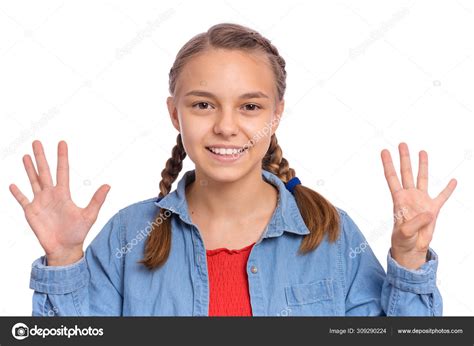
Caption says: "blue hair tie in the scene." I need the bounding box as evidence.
[285,177,301,194]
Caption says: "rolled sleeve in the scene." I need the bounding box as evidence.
[30,256,90,295]
[386,248,438,295]
[382,247,442,316]
[29,210,125,316]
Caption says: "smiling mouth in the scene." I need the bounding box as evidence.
[205,146,250,156]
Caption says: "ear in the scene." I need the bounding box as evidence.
[271,99,284,136]
[167,96,180,132]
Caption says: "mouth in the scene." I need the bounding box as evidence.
[205,146,249,156]
[205,145,251,162]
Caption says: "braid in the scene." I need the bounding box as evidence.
[140,133,186,270]
[158,133,187,197]
[262,134,294,182]
[262,133,340,254]
[264,42,286,77]
[250,32,286,73]
[254,36,287,100]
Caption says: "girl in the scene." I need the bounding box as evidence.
[10,23,457,316]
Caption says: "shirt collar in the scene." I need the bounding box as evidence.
[154,169,310,238]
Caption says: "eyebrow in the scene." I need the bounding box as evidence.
[183,90,269,99]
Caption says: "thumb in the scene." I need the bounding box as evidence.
[83,184,111,222]
[397,211,434,237]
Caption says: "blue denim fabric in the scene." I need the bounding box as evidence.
[30,169,442,316]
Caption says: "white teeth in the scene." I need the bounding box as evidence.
[208,147,247,155]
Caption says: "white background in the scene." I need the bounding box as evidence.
[0,0,472,316]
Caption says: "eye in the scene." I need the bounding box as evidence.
[191,102,260,112]
[243,104,261,111]
[192,102,213,110]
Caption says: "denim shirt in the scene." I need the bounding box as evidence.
[30,169,442,316]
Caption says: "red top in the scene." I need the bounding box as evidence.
[206,242,255,316]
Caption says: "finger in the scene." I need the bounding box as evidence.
[381,149,402,197]
[416,150,429,192]
[23,154,42,195]
[32,140,54,188]
[434,178,457,208]
[397,211,434,238]
[56,140,70,189]
[399,142,415,189]
[9,184,30,209]
[83,184,111,222]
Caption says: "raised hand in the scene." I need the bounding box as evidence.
[9,140,111,266]
[381,143,457,270]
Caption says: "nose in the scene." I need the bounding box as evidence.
[213,107,239,137]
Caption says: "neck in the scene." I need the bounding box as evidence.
[186,167,278,219]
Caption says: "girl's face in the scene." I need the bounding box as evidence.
[167,48,284,183]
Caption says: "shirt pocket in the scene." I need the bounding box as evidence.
[284,279,336,316]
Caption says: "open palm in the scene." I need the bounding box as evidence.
[381,143,457,269]
[9,140,110,265]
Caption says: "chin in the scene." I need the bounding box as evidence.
[200,165,247,183]
[194,160,259,185]
[189,145,264,183]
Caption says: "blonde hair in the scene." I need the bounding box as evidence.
[141,23,340,269]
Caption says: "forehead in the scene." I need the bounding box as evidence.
[175,48,277,99]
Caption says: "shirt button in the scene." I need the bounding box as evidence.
[250,265,258,274]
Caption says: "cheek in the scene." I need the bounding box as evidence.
[178,111,209,140]
[180,130,203,157]
[241,124,273,158]
[242,118,273,143]
[253,135,272,159]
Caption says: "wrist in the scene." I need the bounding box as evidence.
[46,248,84,266]
[390,247,428,270]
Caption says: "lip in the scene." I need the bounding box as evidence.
[206,144,247,149]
